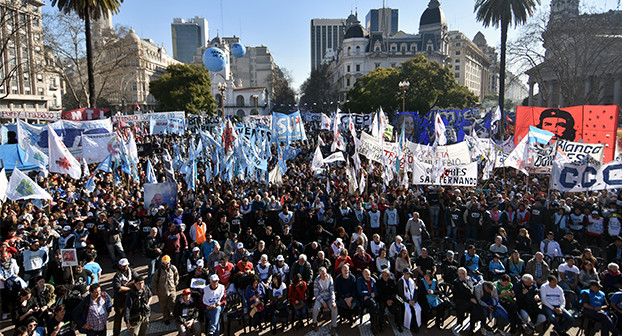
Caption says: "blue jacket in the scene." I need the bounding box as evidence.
[356,276,377,299]
[72,290,113,333]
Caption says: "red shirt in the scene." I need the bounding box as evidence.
[215,262,234,285]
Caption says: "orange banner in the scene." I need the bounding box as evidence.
[515,105,619,162]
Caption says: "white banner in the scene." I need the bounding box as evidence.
[412,161,478,186]
[82,133,123,163]
[358,132,472,170]
[551,160,622,192]
[0,111,60,121]
[113,111,185,123]
[531,140,606,173]
[322,151,345,164]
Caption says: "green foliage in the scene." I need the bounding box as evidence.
[299,64,338,112]
[149,64,216,115]
[270,67,296,111]
[50,0,124,21]
[343,55,478,117]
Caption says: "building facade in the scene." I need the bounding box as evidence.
[171,17,208,64]
[365,8,399,36]
[0,0,63,113]
[327,0,452,102]
[526,0,622,107]
[310,18,346,71]
[447,31,491,100]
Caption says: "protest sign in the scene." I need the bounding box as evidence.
[412,161,478,186]
[271,111,307,142]
[144,183,178,209]
[550,160,622,192]
[61,249,78,267]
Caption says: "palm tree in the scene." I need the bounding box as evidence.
[50,0,124,108]
[474,0,539,140]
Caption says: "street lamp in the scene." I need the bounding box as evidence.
[217,82,227,120]
[399,81,410,112]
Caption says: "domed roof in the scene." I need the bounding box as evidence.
[210,35,223,47]
[419,0,447,27]
[344,23,368,39]
[127,28,140,43]
[473,32,487,45]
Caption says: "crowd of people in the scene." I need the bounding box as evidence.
[2,121,622,336]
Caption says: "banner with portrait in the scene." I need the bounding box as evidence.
[143,183,178,210]
[515,105,619,162]
[396,109,491,145]
[81,133,124,163]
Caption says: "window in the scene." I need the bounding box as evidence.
[37,87,44,95]
[455,59,460,63]
[455,65,460,70]
[355,64,360,72]
[455,72,460,78]
[455,42,461,47]
[455,51,461,55]
[346,78,350,86]
[355,46,360,55]
[346,65,350,72]
[236,95,245,106]
[347,47,351,56]
[36,74,43,82]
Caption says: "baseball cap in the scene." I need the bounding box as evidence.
[592,210,599,215]
[192,247,200,252]
[336,238,343,243]
[182,288,192,295]
[118,258,129,266]
[17,225,25,230]
[276,255,285,262]
[161,255,171,263]
[236,242,244,249]
[209,274,219,282]
[63,226,71,231]
[196,259,204,267]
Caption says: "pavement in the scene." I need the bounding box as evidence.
[0,253,584,336]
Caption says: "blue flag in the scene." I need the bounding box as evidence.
[84,174,96,192]
[205,162,212,184]
[283,145,301,162]
[95,154,113,173]
[146,159,157,184]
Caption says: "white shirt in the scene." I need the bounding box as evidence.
[540,282,566,309]
[558,263,580,284]
[202,284,225,306]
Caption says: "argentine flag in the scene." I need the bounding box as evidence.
[528,126,555,145]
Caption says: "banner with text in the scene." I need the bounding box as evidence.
[530,139,606,173]
[0,111,60,121]
[61,108,110,121]
[411,161,478,186]
[271,111,307,142]
[550,160,622,192]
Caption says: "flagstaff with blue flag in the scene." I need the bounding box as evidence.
[146,159,157,184]
[527,126,555,145]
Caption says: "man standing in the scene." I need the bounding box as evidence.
[151,255,179,325]
[144,227,163,284]
[383,203,399,242]
[73,283,113,336]
[202,274,226,336]
[112,258,138,336]
[405,212,425,257]
[312,267,338,336]
[124,276,152,336]
[22,241,48,285]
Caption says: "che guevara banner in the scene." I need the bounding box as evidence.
[515,105,619,162]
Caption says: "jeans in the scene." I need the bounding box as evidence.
[385,226,397,243]
[336,297,359,320]
[466,225,478,241]
[146,258,159,284]
[313,300,338,328]
[583,309,621,336]
[107,241,126,265]
[127,316,149,336]
[429,206,441,231]
[533,223,544,245]
[23,269,42,286]
[205,306,223,335]
[293,304,307,323]
[543,306,574,333]
[412,235,422,258]
[446,225,457,241]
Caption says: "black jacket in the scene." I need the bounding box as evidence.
[144,235,164,259]
[452,277,475,307]
[124,286,152,324]
[173,294,200,324]
[112,268,140,307]
[377,276,401,304]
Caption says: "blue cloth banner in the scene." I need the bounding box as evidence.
[396,109,492,144]
[271,111,307,143]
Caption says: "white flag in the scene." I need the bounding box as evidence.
[311,146,324,172]
[268,165,283,187]
[82,158,90,178]
[0,168,7,202]
[6,168,52,200]
[25,144,48,169]
[331,113,346,152]
[320,113,331,130]
[434,113,447,146]
[126,132,139,164]
[322,151,346,164]
[504,136,530,175]
[492,106,501,124]
[47,125,81,179]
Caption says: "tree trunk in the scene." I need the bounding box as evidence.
[499,19,508,141]
[84,8,96,108]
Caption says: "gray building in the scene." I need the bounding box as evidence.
[365,8,399,36]
[171,17,208,64]
[310,18,346,71]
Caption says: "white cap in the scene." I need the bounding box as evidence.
[335,238,342,243]
[192,247,200,252]
[63,226,71,231]
[237,242,244,249]
[17,225,25,230]
[158,205,165,210]
[276,255,285,262]
[87,212,94,217]
[209,274,219,282]
[196,259,204,267]
[118,258,129,266]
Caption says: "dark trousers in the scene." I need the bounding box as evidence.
[584,309,621,336]
[500,301,520,332]
[379,299,404,326]
[456,302,485,331]
[86,330,107,336]
[361,297,380,329]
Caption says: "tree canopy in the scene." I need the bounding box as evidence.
[299,64,338,113]
[343,55,478,118]
[150,64,215,115]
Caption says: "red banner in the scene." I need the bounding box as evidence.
[61,108,110,121]
[515,105,619,162]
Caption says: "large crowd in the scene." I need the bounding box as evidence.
[2,121,622,336]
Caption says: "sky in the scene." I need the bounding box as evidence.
[42,0,619,91]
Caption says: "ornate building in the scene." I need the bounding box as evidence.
[0,0,63,114]
[526,0,622,107]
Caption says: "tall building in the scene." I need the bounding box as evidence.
[365,8,399,36]
[310,18,346,71]
[0,0,63,114]
[171,17,208,64]
[447,31,491,100]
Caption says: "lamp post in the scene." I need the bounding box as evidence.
[217,82,227,120]
[251,94,258,115]
[399,81,410,112]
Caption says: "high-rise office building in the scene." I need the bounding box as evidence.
[171,17,208,63]
[365,8,398,36]
[310,18,346,71]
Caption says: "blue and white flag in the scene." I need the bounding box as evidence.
[283,146,301,162]
[84,174,96,192]
[527,126,555,145]
[185,159,197,191]
[25,143,48,169]
[271,111,307,143]
[205,162,212,184]
[6,168,52,201]
[146,159,157,184]
[95,154,113,173]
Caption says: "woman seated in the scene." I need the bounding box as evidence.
[333,248,354,274]
[244,275,267,327]
[395,248,412,279]
[507,250,525,283]
[288,274,307,330]
[488,254,506,280]
[267,275,288,334]
[579,260,599,289]
[422,270,450,329]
